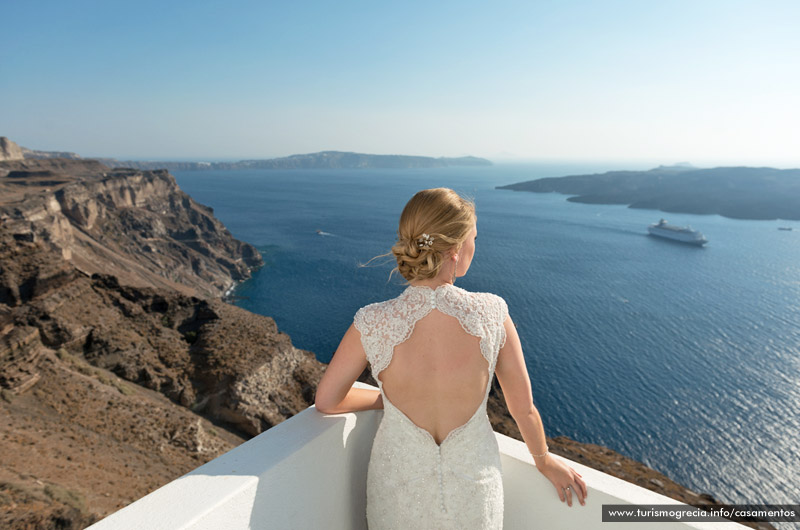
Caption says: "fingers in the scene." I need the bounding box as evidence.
[567,472,587,506]
[559,480,586,507]
[551,465,588,508]
[575,475,588,503]
[572,481,585,506]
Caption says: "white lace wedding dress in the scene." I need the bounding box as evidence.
[354,283,508,529]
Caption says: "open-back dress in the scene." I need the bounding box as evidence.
[353,283,509,529]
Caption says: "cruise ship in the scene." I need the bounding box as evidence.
[648,218,708,246]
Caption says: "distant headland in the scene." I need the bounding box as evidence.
[1,137,492,170]
[101,152,491,170]
[497,164,800,221]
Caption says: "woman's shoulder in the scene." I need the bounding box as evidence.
[455,284,503,301]
[355,291,404,314]
[463,287,509,320]
[353,295,401,333]
[353,298,384,319]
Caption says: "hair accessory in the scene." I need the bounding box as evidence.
[417,233,434,249]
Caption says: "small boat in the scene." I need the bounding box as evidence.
[647,219,708,246]
[778,227,793,231]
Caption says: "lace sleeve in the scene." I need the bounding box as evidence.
[498,296,509,323]
[353,303,388,377]
[354,305,368,335]
[495,294,509,350]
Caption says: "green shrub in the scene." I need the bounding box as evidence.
[44,483,88,513]
[116,381,136,396]
[0,480,47,502]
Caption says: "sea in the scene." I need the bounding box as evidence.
[173,163,799,513]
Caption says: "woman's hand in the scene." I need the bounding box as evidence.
[536,454,587,507]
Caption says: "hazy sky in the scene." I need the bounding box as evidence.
[3,0,799,165]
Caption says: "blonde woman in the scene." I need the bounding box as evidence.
[315,188,586,529]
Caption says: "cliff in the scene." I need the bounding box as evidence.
[0,136,82,161]
[0,137,24,161]
[498,165,800,221]
[0,157,325,528]
[0,158,262,300]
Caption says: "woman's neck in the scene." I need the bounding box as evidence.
[409,278,454,288]
[409,253,460,288]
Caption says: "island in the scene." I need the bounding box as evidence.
[1,136,493,171]
[497,164,800,221]
[96,151,493,171]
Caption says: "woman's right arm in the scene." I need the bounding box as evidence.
[495,314,587,507]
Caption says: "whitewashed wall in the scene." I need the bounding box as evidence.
[89,382,744,530]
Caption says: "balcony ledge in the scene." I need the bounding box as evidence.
[88,382,745,529]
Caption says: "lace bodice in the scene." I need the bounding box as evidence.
[354,283,509,529]
[354,283,508,380]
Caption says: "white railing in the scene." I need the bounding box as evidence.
[89,382,744,529]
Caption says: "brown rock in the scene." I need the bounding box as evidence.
[0,137,24,162]
[0,158,262,300]
[0,157,322,525]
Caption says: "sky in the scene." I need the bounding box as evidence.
[2,0,799,166]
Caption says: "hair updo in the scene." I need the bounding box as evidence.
[388,188,476,283]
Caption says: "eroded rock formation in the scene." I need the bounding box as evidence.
[0,157,323,528]
[0,137,24,162]
[0,158,262,300]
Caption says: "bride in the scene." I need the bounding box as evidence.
[315,188,586,528]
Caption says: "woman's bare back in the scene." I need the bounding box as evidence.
[378,309,490,445]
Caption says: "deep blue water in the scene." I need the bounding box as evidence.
[174,164,800,509]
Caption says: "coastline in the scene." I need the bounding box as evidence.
[0,157,322,527]
[497,166,800,222]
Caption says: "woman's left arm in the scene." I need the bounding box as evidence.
[314,323,383,414]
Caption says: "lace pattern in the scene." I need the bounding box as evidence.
[354,284,508,379]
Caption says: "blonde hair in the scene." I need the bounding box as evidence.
[362,188,476,284]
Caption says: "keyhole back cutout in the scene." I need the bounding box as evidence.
[377,309,490,445]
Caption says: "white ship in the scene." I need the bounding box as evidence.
[647,218,708,246]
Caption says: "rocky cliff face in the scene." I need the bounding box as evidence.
[0,158,262,300]
[19,147,82,160]
[0,137,24,161]
[0,157,324,528]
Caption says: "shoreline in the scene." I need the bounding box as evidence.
[497,165,800,222]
